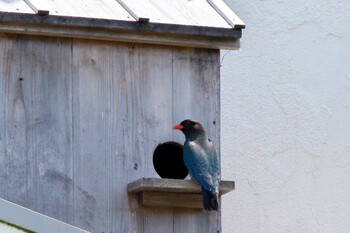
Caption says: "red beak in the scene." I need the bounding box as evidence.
[172,124,184,130]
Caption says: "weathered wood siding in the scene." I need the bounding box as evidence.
[0,34,220,233]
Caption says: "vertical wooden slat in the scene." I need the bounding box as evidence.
[0,35,29,206]
[0,35,75,223]
[0,35,8,200]
[0,35,4,198]
[70,40,154,232]
[131,44,174,233]
[71,39,128,232]
[20,36,74,223]
[0,35,221,233]
[71,41,175,232]
[172,47,221,233]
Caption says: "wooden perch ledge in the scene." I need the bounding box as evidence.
[127,178,235,209]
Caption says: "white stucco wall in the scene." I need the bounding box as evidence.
[221,1,350,232]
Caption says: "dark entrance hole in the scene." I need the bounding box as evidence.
[153,142,188,179]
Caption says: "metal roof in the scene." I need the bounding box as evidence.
[0,0,245,49]
[0,198,90,233]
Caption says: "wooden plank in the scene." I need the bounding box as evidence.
[0,22,241,50]
[71,39,133,233]
[140,192,203,209]
[172,48,221,233]
[127,43,175,233]
[16,35,74,224]
[0,12,242,39]
[0,11,242,49]
[70,41,176,233]
[116,0,150,22]
[0,198,90,233]
[0,33,76,225]
[0,35,5,199]
[0,34,29,208]
[23,0,49,15]
[0,35,225,233]
[0,34,24,205]
[127,178,235,195]
[207,0,246,29]
[172,48,221,144]
[173,209,218,233]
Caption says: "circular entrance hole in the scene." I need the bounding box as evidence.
[153,142,188,179]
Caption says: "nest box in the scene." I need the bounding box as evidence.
[0,0,244,232]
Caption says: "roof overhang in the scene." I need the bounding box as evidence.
[0,12,241,49]
[0,0,245,50]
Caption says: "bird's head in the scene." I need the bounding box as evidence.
[173,119,205,140]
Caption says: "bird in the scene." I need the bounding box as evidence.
[173,119,220,211]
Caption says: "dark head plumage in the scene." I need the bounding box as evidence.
[173,119,205,140]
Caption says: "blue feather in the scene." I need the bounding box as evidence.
[173,120,220,211]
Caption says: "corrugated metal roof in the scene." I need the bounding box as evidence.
[26,0,133,20]
[0,0,33,13]
[0,0,245,49]
[120,0,232,28]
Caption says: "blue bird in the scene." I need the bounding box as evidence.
[173,119,220,211]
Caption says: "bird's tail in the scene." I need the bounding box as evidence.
[201,187,219,211]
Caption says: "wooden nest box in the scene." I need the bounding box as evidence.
[0,0,244,232]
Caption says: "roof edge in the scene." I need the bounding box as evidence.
[0,198,90,233]
[0,12,241,50]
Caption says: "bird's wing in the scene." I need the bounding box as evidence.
[207,140,220,173]
[206,139,220,193]
[184,140,219,192]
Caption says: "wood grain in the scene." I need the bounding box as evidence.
[128,178,235,195]
[140,192,203,209]
[172,47,221,233]
[0,34,224,233]
[0,22,240,50]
